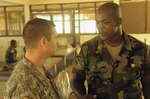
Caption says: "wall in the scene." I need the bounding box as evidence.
[0,14,5,30]
[148,1,150,32]
[121,1,150,33]
[130,33,150,44]
[121,1,146,33]
[0,12,6,35]
[80,35,97,44]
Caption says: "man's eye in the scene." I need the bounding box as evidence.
[103,21,109,24]
[96,21,99,24]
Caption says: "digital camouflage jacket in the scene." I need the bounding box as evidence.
[3,57,60,99]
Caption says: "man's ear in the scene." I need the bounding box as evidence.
[40,36,47,47]
[116,18,122,26]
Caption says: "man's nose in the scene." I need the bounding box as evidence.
[97,23,104,30]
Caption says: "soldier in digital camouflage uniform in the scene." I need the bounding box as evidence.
[5,39,18,65]
[3,18,60,99]
[71,2,150,99]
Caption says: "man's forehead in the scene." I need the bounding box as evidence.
[96,9,117,19]
[98,8,115,15]
[96,12,114,19]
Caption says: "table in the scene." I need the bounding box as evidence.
[51,48,76,66]
[0,71,12,81]
[44,57,63,73]
[0,57,63,81]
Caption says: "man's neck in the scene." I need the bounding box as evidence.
[25,51,45,69]
[105,31,123,47]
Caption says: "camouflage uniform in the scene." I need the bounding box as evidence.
[3,57,60,99]
[73,32,150,99]
[5,47,17,64]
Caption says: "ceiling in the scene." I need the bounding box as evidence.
[0,0,113,6]
[0,1,16,6]
[0,0,147,6]
[0,0,29,4]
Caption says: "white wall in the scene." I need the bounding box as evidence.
[80,35,97,44]
[0,37,24,62]
[129,34,150,44]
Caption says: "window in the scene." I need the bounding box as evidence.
[53,13,63,33]
[63,11,72,34]
[31,2,101,34]
[30,2,112,46]
[0,7,6,36]
[0,6,24,36]
[31,5,45,11]
[79,7,97,33]
[33,13,51,20]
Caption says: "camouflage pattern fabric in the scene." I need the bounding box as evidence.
[73,32,150,99]
[3,57,60,99]
[5,47,17,64]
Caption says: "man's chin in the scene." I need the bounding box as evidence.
[49,53,54,57]
[99,36,106,40]
[50,50,56,56]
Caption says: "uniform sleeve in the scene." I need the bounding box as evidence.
[3,82,40,99]
[141,46,150,99]
[71,45,89,96]
[144,46,150,74]
[73,45,89,71]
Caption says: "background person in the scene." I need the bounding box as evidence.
[5,39,18,65]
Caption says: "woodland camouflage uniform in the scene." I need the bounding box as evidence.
[73,32,150,99]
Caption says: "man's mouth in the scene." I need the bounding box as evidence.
[99,32,105,36]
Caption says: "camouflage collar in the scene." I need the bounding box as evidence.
[96,32,132,54]
[22,56,47,80]
[22,56,32,67]
[122,31,132,51]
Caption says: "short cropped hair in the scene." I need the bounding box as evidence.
[23,18,55,50]
[98,2,122,18]
[10,40,17,46]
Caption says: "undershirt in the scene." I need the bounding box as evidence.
[104,42,123,61]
